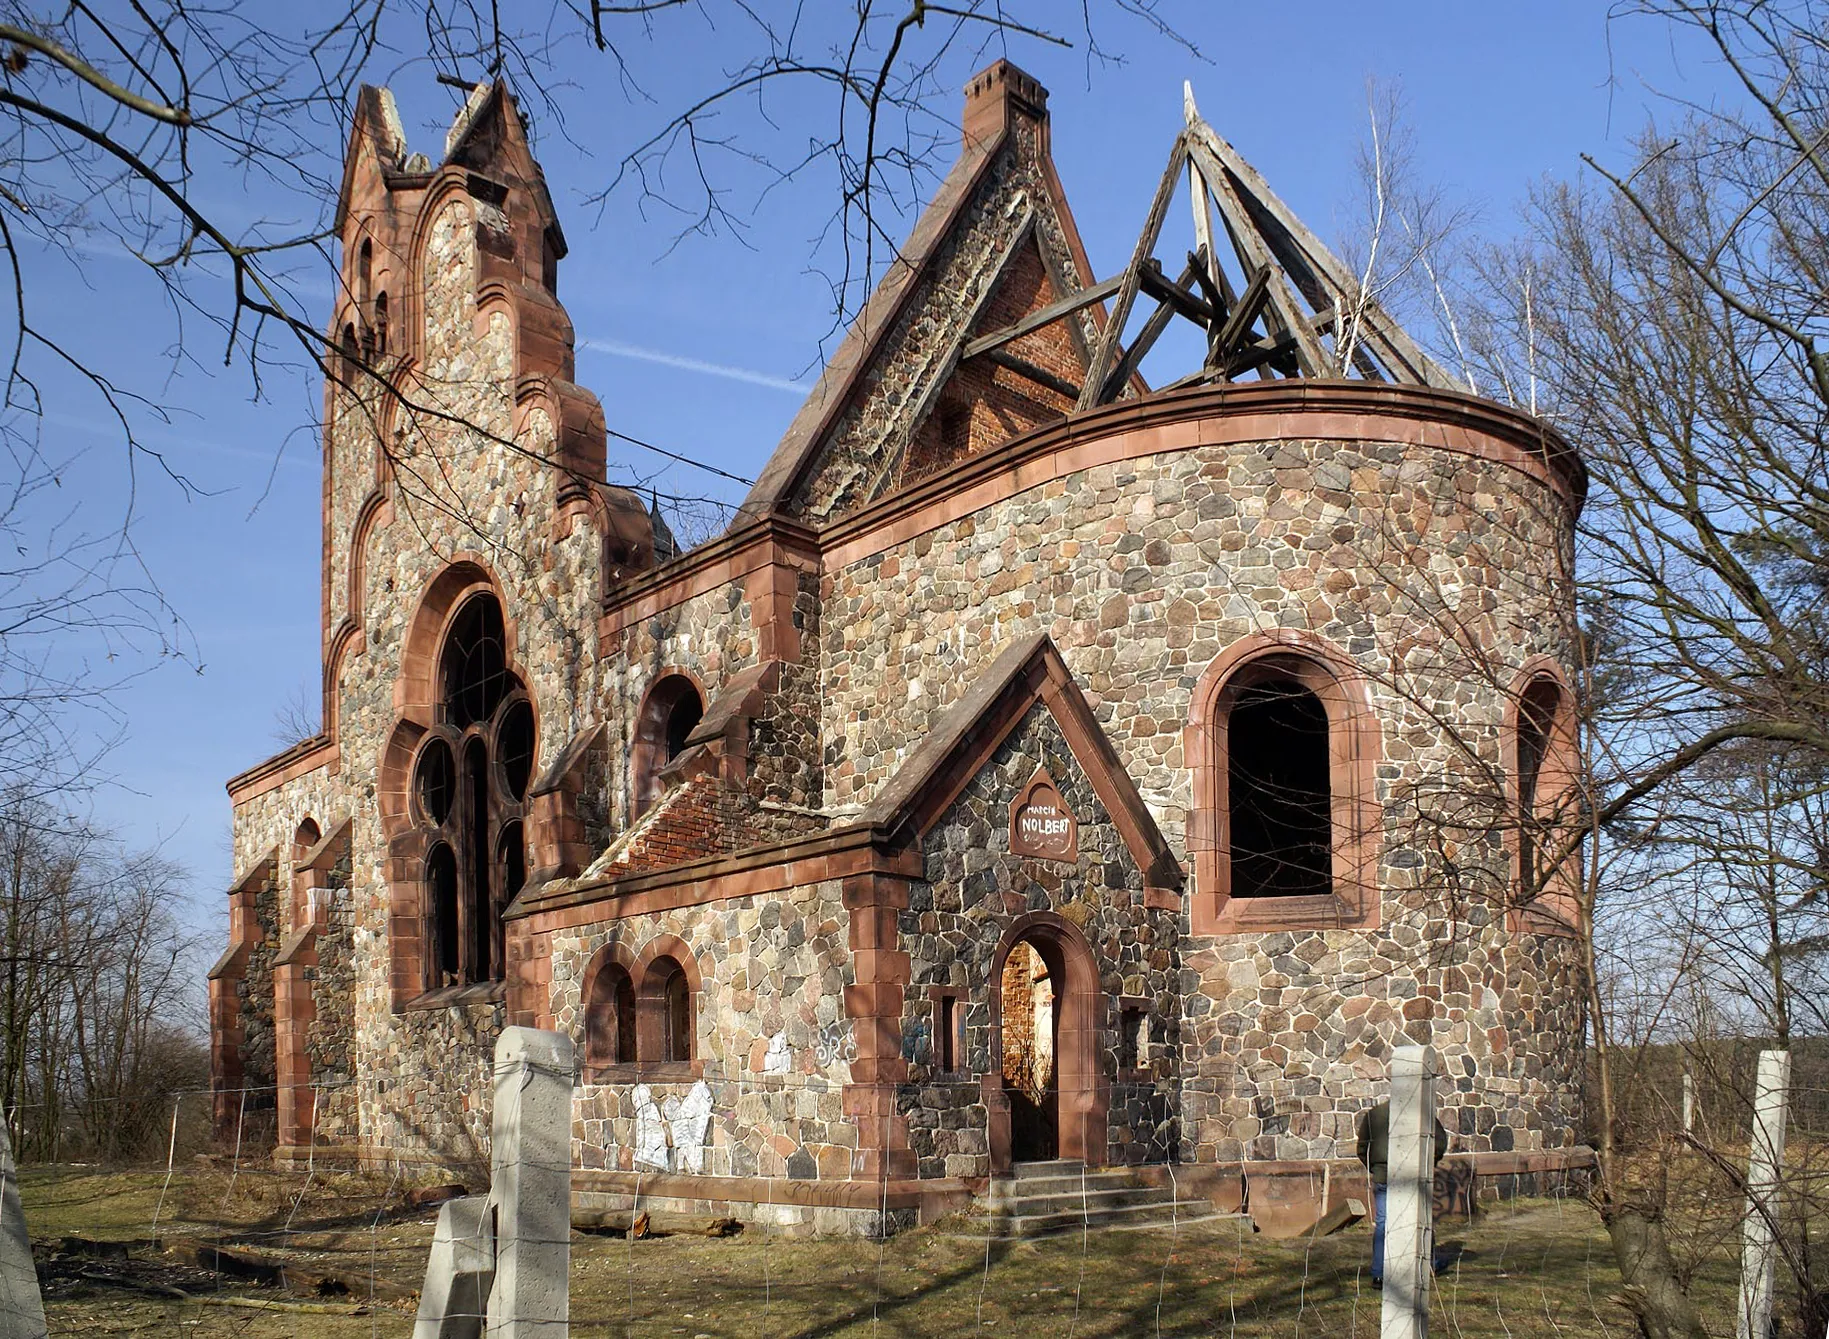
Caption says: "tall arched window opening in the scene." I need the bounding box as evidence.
[1515,680,1557,889]
[637,954,694,1065]
[371,289,389,357]
[585,957,636,1071]
[1512,672,1577,929]
[407,591,535,989]
[631,674,706,815]
[1227,677,1332,898]
[1190,638,1381,933]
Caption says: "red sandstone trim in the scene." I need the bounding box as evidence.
[572,1168,972,1214]
[597,514,817,648]
[843,871,916,1179]
[821,381,1582,572]
[1184,629,1383,936]
[984,911,1106,1172]
[226,737,338,804]
[1503,657,1582,937]
[590,382,1582,642]
[505,825,924,931]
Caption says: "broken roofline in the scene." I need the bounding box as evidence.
[743,65,1471,521]
[964,83,1460,410]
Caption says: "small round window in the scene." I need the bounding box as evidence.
[497,699,535,801]
[415,737,456,826]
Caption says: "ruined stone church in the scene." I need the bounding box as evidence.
[212,62,1589,1229]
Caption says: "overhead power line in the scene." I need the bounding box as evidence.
[606,428,755,487]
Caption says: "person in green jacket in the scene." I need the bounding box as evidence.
[1356,1099,1449,1287]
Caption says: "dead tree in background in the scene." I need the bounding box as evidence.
[1443,3,1829,1333]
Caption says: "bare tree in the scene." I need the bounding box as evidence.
[0,787,204,1161]
[1443,2,1829,1333]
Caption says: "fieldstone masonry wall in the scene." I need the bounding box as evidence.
[551,885,858,1179]
[819,432,1580,1162]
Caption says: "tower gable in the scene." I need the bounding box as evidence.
[743,62,1117,526]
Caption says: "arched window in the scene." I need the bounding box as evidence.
[372,289,389,357]
[631,674,705,815]
[638,953,694,1065]
[407,591,535,989]
[291,818,322,929]
[1189,638,1381,934]
[1512,671,1578,930]
[1227,677,1332,898]
[584,954,636,1072]
[357,238,373,310]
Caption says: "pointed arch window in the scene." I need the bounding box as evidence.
[1511,670,1579,933]
[407,592,536,988]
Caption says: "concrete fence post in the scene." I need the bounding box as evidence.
[1738,1048,1790,1339]
[486,1027,574,1338]
[1381,1044,1436,1339]
[0,1119,46,1339]
[416,1027,574,1339]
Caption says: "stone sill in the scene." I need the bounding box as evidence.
[582,1060,705,1085]
[1204,892,1373,934]
[399,981,507,1012]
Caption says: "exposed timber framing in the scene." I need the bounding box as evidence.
[955,81,1455,410]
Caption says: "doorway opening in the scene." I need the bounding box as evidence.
[1000,940,1057,1162]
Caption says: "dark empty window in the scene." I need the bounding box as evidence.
[586,961,636,1069]
[412,591,534,989]
[1118,1005,1148,1073]
[665,694,703,759]
[415,738,455,825]
[428,843,459,981]
[442,595,510,729]
[1227,677,1332,898]
[632,675,706,814]
[1516,678,1561,892]
[372,289,389,357]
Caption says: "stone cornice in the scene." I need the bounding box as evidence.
[226,738,338,804]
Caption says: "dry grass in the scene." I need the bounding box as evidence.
[14,1161,1769,1337]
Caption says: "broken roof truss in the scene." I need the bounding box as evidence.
[960,84,1456,408]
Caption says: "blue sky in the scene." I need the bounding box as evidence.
[10,2,1727,938]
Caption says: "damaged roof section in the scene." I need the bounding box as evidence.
[744,67,1458,531]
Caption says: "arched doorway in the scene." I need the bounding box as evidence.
[1000,941,1057,1161]
[987,913,1105,1171]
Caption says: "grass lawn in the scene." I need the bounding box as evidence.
[18,1163,1755,1337]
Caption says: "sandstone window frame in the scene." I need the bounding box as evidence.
[381,563,538,1011]
[630,671,705,816]
[928,986,969,1076]
[1186,630,1382,935]
[1505,660,1581,936]
[581,943,637,1080]
[628,935,703,1079]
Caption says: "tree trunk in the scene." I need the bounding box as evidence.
[1606,1203,1710,1339]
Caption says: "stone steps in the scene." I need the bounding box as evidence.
[969,1161,1236,1239]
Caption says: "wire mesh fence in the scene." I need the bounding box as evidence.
[8,1066,1825,1337]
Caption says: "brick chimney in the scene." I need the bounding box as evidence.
[963,59,1050,151]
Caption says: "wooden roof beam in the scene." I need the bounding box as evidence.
[959,275,1124,361]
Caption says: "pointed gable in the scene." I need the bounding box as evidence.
[742,62,1115,526]
[860,633,1182,891]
